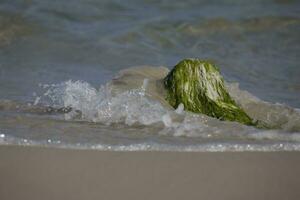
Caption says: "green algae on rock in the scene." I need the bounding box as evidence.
[163,58,254,126]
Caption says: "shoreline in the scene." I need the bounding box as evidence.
[0,145,300,200]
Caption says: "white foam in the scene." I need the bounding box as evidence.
[1,134,300,152]
[42,80,168,126]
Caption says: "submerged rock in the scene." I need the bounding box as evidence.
[164,58,254,126]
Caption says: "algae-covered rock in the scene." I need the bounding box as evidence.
[164,58,254,126]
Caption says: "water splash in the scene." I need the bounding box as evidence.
[41,79,168,125]
[0,66,293,153]
[33,67,300,143]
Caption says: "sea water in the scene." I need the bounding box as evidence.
[0,0,300,151]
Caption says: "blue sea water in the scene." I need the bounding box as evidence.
[0,0,300,151]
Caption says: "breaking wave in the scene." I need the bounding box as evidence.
[33,67,300,142]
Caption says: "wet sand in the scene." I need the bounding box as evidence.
[0,145,300,200]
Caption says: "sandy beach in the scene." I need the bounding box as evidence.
[0,145,299,200]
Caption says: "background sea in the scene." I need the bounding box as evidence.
[0,0,300,151]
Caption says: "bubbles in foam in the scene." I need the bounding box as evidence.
[1,134,300,151]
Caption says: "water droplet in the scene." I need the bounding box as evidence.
[175,103,184,114]
[162,113,172,127]
[34,96,41,106]
[279,143,283,148]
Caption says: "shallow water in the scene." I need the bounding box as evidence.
[0,0,300,151]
